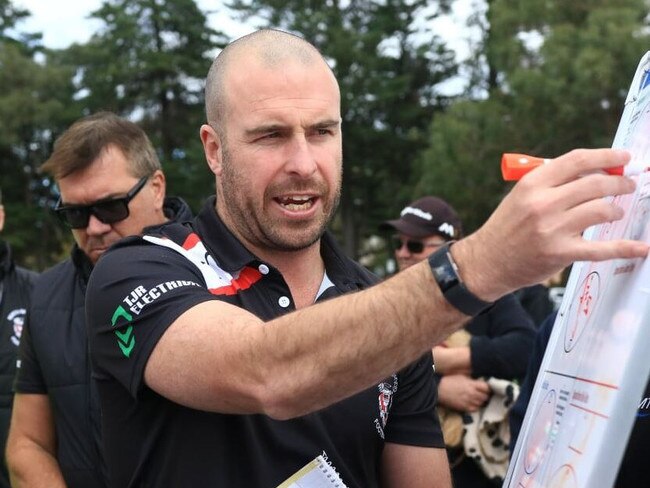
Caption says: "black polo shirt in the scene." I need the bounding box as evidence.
[86,197,443,488]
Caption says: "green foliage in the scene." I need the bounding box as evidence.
[0,3,82,269]
[0,0,41,52]
[416,0,650,235]
[0,39,83,269]
[414,97,511,233]
[64,0,227,212]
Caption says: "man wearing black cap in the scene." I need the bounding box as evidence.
[381,196,535,487]
[381,196,463,272]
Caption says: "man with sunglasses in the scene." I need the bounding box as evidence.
[84,30,646,487]
[381,196,534,487]
[0,191,38,488]
[381,196,463,272]
[6,112,192,488]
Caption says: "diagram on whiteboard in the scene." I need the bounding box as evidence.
[564,271,600,353]
[523,389,557,475]
[505,51,650,488]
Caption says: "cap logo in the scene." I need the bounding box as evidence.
[438,222,455,237]
[401,206,432,221]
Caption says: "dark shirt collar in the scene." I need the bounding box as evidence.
[319,231,365,293]
[193,197,371,292]
[194,197,257,273]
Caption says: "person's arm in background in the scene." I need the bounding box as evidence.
[467,293,535,381]
[434,294,535,412]
[6,394,65,488]
[509,312,557,454]
[433,293,535,380]
[432,343,472,376]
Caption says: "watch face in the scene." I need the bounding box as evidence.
[432,262,458,292]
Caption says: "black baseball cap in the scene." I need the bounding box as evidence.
[380,196,462,240]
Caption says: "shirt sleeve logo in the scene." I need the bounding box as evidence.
[7,308,26,347]
[374,374,399,439]
[111,305,135,358]
[110,280,200,359]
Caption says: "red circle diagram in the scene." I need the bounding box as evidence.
[564,271,600,353]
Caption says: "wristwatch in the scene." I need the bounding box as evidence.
[427,242,492,316]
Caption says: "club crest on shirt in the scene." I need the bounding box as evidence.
[374,374,398,439]
[6,308,26,346]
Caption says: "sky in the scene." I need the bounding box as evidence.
[15,0,476,95]
[15,0,475,54]
[16,0,253,48]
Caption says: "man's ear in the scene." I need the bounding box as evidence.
[200,124,224,176]
[149,170,166,210]
[0,205,5,233]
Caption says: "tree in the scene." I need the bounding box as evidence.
[0,2,82,269]
[0,0,41,53]
[227,0,458,258]
[415,0,650,234]
[65,0,227,211]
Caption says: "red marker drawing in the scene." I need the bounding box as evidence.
[501,153,633,181]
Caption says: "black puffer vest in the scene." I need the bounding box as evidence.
[24,197,192,487]
[0,241,37,488]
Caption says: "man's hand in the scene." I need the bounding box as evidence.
[438,375,491,412]
[452,149,649,303]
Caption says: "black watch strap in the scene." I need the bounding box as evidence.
[428,242,492,316]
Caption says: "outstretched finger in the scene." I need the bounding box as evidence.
[555,197,626,237]
[524,148,631,188]
[570,239,648,263]
[550,173,636,212]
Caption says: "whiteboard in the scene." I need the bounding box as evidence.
[504,51,650,488]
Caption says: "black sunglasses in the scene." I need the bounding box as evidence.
[54,176,149,229]
[391,236,446,254]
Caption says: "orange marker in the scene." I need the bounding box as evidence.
[501,153,627,181]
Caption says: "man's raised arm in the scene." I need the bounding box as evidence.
[135,148,646,419]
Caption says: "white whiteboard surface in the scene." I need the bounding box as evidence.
[504,51,650,488]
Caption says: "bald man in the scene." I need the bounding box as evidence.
[85,29,647,487]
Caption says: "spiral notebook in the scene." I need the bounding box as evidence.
[277,454,347,488]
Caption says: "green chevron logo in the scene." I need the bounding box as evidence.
[111,305,135,358]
